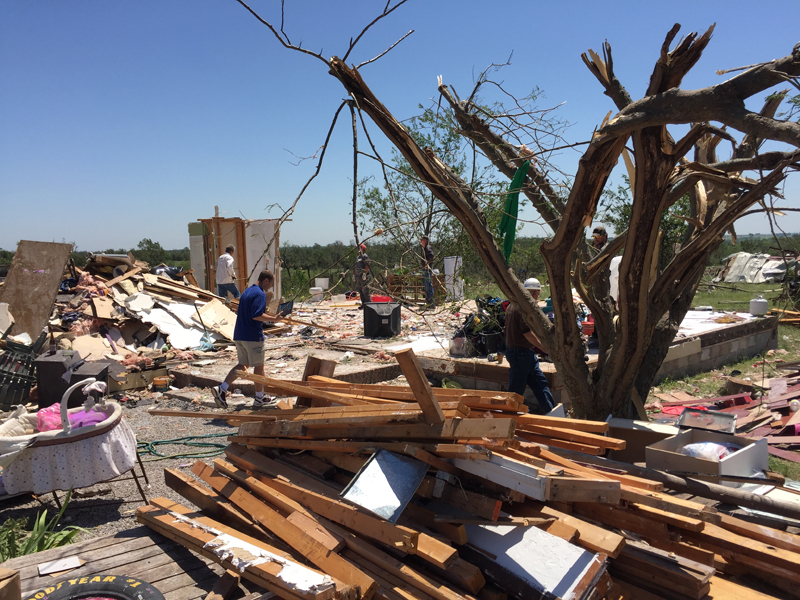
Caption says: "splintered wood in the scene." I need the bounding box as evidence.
[142,350,800,600]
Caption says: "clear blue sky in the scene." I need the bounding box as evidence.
[1,1,798,252]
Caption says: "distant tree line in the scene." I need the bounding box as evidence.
[278,236,549,299]
[0,239,190,269]
[4,233,797,297]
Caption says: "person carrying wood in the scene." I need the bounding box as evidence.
[354,243,371,307]
[504,278,554,414]
[213,269,276,409]
[216,244,239,300]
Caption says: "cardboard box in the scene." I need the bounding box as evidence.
[607,418,679,464]
[0,568,21,600]
[645,428,768,486]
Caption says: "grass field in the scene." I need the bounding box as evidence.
[659,278,800,480]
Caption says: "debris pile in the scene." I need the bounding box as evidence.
[653,368,800,463]
[140,349,800,600]
[49,252,233,357]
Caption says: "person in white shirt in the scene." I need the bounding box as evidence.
[216,245,240,299]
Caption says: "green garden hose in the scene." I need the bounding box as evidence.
[137,432,229,462]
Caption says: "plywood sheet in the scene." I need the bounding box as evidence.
[0,240,72,339]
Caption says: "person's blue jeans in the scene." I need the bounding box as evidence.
[217,282,240,299]
[505,346,554,413]
[422,268,434,306]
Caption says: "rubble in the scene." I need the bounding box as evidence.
[137,349,800,600]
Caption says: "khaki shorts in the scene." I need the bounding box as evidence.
[234,340,265,367]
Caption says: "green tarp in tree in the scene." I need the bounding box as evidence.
[499,160,530,261]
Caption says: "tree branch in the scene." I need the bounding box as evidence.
[233,0,330,66]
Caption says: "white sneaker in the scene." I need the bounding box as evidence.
[253,396,279,409]
[212,386,228,409]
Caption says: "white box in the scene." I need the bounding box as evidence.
[315,278,329,290]
[645,428,768,486]
[309,287,324,302]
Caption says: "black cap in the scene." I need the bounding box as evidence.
[592,225,606,236]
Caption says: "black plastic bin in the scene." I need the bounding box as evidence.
[364,302,401,338]
[481,332,503,355]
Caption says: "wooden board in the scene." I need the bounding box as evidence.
[0,526,265,600]
[190,462,375,598]
[395,349,445,425]
[0,240,73,338]
[137,502,336,600]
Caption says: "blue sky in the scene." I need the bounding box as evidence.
[1,1,798,252]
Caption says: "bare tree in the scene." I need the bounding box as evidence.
[235,1,800,418]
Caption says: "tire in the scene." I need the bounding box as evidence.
[24,574,165,600]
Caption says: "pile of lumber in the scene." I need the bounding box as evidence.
[771,307,800,326]
[143,349,800,599]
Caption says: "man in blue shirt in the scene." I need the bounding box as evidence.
[212,270,275,409]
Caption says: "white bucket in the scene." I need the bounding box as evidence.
[315,278,329,290]
[750,295,768,316]
[309,287,324,302]
[332,294,346,304]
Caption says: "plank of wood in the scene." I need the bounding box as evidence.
[706,574,790,599]
[515,431,605,455]
[340,553,433,600]
[682,520,800,580]
[228,438,440,454]
[451,456,548,501]
[151,402,469,422]
[285,512,345,552]
[217,453,419,553]
[303,379,525,412]
[213,458,469,600]
[432,444,491,460]
[106,266,143,287]
[631,503,705,532]
[546,477,621,504]
[620,487,721,524]
[475,585,507,600]
[15,535,174,587]
[222,450,457,571]
[137,502,333,600]
[572,502,671,542]
[400,444,458,475]
[516,423,626,450]
[611,541,713,599]
[717,513,800,554]
[204,570,241,600]
[163,468,270,541]
[402,503,468,545]
[395,349,445,425]
[514,413,609,433]
[548,445,800,522]
[236,371,371,406]
[766,435,800,445]
[423,557,486,596]
[279,453,337,479]
[637,538,716,567]
[297,357,338,407]
[191,461,375,599]
[539,448,663,492]
[239,417,516,441]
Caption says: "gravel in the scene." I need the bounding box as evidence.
[0,387,264,541]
